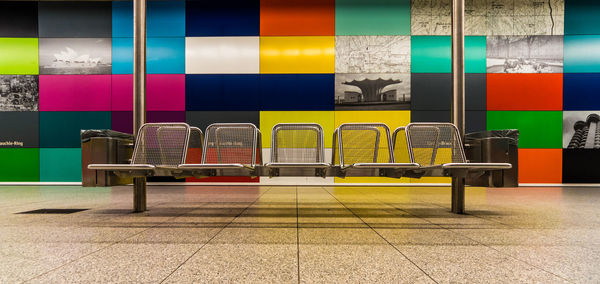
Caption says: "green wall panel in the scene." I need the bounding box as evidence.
[0,148,39,181]
[0,38,38,75]
[411,36,450,73]
[487,111,562,149]
[465,36,486,73]
[335,0,410,35]
[40,148,81,182]
[40,112,111,148]
[411,36,485,73]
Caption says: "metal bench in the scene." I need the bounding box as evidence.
[264,123,331,178]
[332,123,419,178]
[401,123,512,213]
[88,123,194,177]
[178,123,262,177]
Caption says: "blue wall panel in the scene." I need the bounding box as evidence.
[111,37,132,74]
[113,0,185,37]
[563,73,600,110]
[186,74,260,111]
[113,38,185,74]
[186,0,259,36]
[260,74,334,111]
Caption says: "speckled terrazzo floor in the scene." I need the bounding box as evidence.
[1,185,599,283]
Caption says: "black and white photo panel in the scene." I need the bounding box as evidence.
[335,73,410,111]
[563,111,600,149]
[39,38,112,75]
[0,75,38,111]
[335,36,410,74]
[487,35,563,73]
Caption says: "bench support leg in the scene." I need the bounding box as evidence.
[133,177,147,212]
[451,170,467,214]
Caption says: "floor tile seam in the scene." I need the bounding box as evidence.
[295,186,300,284]
[23,202,201,283]
[378,197,575,283]
[405,197,592,255]
[158,187,275,284]
[321,187,440,284]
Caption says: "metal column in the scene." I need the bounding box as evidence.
[451,0,466,214]
[133,0,147,213]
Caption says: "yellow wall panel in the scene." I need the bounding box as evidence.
[260,111,335,148]
[260,36,335,74]
[334,110,411,183]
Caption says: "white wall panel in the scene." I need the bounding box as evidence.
[186,37,259,74]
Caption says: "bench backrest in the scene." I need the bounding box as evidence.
[392,127,412,163]
[202,123,262,166]
[271,123,325,163]
[132,123,191,166]
[405,123,466,166]
[333,123,394,166]
[185,127,204,164]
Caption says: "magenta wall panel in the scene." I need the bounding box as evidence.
[147,74,185,111]
[39,75,111,111]
[111,74,132,111]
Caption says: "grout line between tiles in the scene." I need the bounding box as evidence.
[295,186,300,284]
[321,187,439,284]
[159,187,274,283]
[362,188,574,283]
[23,201,198,283]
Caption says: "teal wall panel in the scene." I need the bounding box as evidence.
[465,36,486,73]
[411,36,450,73]
[564,35,600,73]
[335,0,410,35]
[40,148,81,182]
[565,0,600,35]
[39,112,111,148]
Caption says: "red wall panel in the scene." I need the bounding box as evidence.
[260,0,334,35]
[487,73,563,111]
[519,149,562,183]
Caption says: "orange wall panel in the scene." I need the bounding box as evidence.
[518,149,562,183]
[487,73,563,111]
[260,0,335,36]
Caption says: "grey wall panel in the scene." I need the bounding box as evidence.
[410,73,452,111]
[410,110,486,133]
[185,111,260,132]
[466,73,486,111]
[0,112,39,148]
[0,2,38,37]
[38,2,112,38]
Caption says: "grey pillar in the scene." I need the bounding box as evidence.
[133,0,147,213]
[451,0,465,138]
[451,0,466,214]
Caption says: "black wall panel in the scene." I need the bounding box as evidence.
[185,111,260,132]
[0,2,38,37]
[0,112,39,148]
[38,1,112,37]
[466,73,486,111]
[563,149,600,183]
[411,110,486,133]
[411,73,452,111]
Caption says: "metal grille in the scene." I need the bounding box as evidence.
[185,127,204,164]
[271,123,324,163]
[406,123,466,166]
[392,127,411,163]
[202,123,260,166]
[334,123,393,165]
[132,123,190,166]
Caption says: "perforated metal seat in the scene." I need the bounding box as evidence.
[88,123,193,177]
[264,123,330,177]
[178,123,262,177]
[332,123,419,177]
[404,123,511,176]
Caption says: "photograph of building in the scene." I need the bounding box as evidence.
[0,75,38,111]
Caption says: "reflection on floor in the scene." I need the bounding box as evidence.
[1,185,599,283]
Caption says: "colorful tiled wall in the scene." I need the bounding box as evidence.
[0,0,598,183]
